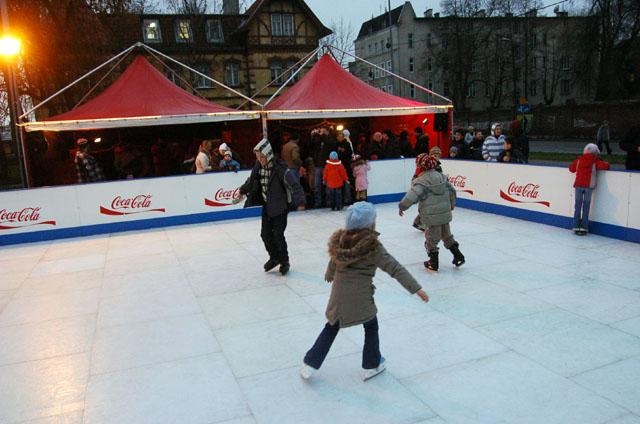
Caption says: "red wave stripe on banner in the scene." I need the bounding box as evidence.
[459,190,474,195]
[500,190,551,207]
[0,220,57,230]
[99,206,166,216]
[204,198,231,207]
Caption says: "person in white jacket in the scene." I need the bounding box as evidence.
[195,140,213,174]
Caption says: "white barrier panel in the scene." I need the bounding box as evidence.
[367,159,409,196]
[589,171,632,228]
[183,171,250,214]
[628,173,640,230]
[0,186,80,234]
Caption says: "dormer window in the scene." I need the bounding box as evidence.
[271,13,294,36]
[143,20,161,43]
[175,19,193,43]
[206,20,224,42]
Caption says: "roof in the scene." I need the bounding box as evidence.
[357,4,404,39]
[240,0,331,37]
[264,54,450,119]
[22,55,258,132]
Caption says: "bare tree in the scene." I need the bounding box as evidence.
[166,0,209,13]
[322,18,355,67]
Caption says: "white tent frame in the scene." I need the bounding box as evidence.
[19,43,261,132]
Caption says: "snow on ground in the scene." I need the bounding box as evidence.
[0,203,639,424]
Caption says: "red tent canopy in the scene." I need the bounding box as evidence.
[23,56,258,132]
[265,54,451,119]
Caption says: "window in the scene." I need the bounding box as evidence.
[193,65,212,89]
[386,38,391,49]
[225,62,240,86]
[206,20,224,42]
[270,61,283,85]
[143,20,161,42]
[467,82,476,98]
[515,46,522,60]
[410,84,416,99]
[471,60,478,73]
[561,56,570,70]
[368,44,372,53]
[386,60,392,72]
[427,33,432,47]
[529,79,537,96]
[271,14,282,36]
[561,79,571,95]
[408,33,413,48]
[443,81,450,96]
[286,60,299,84]
[374,67,379,79]
[175,19,193,43]
[387,84,393,94]
[409,57,414,73]
[427,57,432,72]
[282,14,294,36]
[381,86,387,93]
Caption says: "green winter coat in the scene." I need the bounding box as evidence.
[324,229,421,328]
[399,169,456,226]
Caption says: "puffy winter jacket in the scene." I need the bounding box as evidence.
[323,160,349,189]
[399,169,456,226]
[569,153,610,188]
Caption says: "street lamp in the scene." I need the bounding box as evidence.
[0,33,28,188]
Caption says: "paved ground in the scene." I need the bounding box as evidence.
[530,139,625,155]
[1,204,639,424]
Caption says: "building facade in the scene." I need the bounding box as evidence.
[113,0,331,108]
[352,2,595,115]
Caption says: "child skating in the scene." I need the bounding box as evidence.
[399,154,465,271]
[301,202,429,381]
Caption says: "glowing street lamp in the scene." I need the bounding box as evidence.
[0,34,20,57]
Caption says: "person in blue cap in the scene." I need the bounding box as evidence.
[300,201,429,381]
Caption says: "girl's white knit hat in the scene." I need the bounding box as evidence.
[346,202,376,230]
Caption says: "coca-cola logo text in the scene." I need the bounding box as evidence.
[500,182,551,207]
[205,188,240,207]
[100,194,166,216]
[0,207,57,230]
[448,175,474,195]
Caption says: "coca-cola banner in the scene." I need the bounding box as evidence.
[184,171,249,213]
[0,186,80,233]
[75,177,188,224]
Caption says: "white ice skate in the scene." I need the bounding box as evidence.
[362,357,386,381]
[300,363,316,380]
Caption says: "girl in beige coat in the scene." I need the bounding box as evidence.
[301,202,429,381]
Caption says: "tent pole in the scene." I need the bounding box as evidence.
[327,44,454,105]
[236,47,320,110]
[261,112,268,138]
[19,43,139,120]
[263,46,321,107]
[141,44,262,108]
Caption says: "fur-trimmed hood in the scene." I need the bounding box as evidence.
[328,229,380,265]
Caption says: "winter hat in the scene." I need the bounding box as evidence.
[223,150,232,158]
[253,138,274,162]
[416,153,439,172]
[352,154,362,161]
[491,123,502,136]
[345,202,377,230]
[329,151,338,160]
[342,129,351,139]
[76,138,89,147]
[219,143,229,154]
[449,146,459,156]
[584,143,600,155]
[429,146,442,158]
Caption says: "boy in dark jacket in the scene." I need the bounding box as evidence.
[301,202,429,381]
[569,143,610,235]
[236,138,306,275]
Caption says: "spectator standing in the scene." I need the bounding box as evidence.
[383,130,402,159]
[351,154,371,201]
[151,139,172,177]
[281,132,303,181]
[450,129,467,159]
[323,151,349,211]
[309,126,337,208]
[467,131,485,160]
[398,131,414,158]
[300,202,429,381]
[75,138,105,183]
[236,138,306,275]
[510,120,530,163]
[596,120,612,155]
[464,126,474,145]
[498,137,525,163]
[367,132,386,161]
[482,123,505,162]
[569,143,610,235]
[195,140,214,174]
[219,151,240,172]
[414,134,430,156]
[620,125,640,170]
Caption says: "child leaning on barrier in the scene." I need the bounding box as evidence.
[300,202,429,382]
[569,143,610,235]
[399,154,465,272]
[351,154,371,201]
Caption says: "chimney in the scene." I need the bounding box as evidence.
[223,0,239,14]
[475,9,486,17]
[434,12,440,18]
[525,9,537,17]
[424,8,433,17]
[555,10,569,17]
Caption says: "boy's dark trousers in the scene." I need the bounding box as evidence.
[327,187,343,209]
[304,316,381,370]
[260,209,289,265]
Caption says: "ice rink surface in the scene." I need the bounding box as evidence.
[1,203,639,424]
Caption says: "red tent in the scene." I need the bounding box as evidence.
[265,54,451,120]
[23,56,258,132]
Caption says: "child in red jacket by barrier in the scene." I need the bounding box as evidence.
[569,143,610,235]
[323,151,349,211]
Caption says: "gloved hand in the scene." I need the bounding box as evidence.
[231,193,245,205]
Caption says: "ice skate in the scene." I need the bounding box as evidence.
[279,262,290,275]
[362,357,386,381]
[300,363,316,380]
[264,259,279,272]
[424,251,439,272]
[449,243,465,267]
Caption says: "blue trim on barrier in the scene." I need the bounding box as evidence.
[0,207,262,247]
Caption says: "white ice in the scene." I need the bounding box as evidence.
[0,203,639,424]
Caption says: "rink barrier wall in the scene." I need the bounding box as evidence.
[0,159,638,246]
